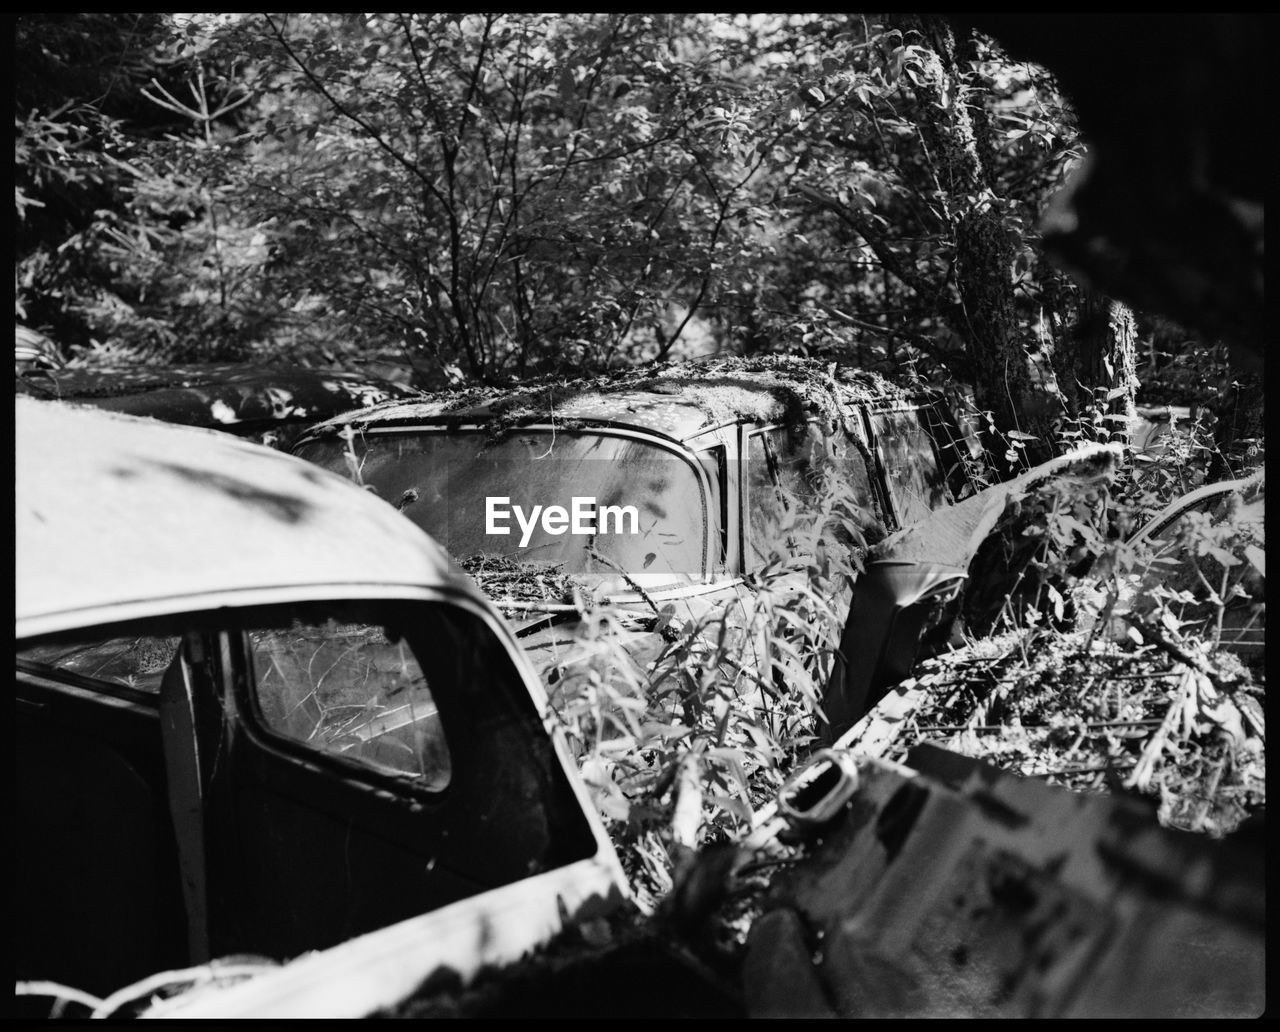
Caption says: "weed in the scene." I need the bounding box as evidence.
[884,460,1264,839]
[541,445,869,900]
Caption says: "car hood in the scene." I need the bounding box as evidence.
[871,442,1125,571]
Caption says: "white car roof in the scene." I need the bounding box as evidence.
[16,397,478,639]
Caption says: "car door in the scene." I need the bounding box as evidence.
[181,596,603,963]
[16,631,189,995]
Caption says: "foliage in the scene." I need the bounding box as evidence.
[14,14,196,357]
[540,446,868,907]
[1134,315,1232,408]
[876,627,1263,839]
[882,456,1265,839]
[1126,409,1221,501]
[11,22,1267,1012]
[13,17,1106,406]
[1119,487,1265,662]
[538,410,1263,900]
[17,13,1256,466]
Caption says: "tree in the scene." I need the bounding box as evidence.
[726,16,1098,470]
[14,13,175,352]
[213,12,821,382]
[954,14,1264,477]
[1046,288,1137,444]
[15,10,1159,468]
[904,18,1056,468]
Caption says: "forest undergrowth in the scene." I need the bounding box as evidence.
[539,410,1265,910]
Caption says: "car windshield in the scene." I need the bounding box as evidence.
[296,428,714,580]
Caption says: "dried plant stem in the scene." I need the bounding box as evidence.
[912,718,1163,733]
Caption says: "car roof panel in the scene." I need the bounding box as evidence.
[16,397,475,638]
[297,357,929,444]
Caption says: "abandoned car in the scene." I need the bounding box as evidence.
[15,396,627,1014]
[822,443,1126,737]
[15,360,421,448]
[289,357,989,682]
[292,357,986,578]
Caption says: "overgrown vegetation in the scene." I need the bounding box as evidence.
[14,6,1264,927]
[519,442,865,908]
[925,439,1264,838]
[875,458,1265,838]
[534,418,1263,908]
[18,13,1262,473]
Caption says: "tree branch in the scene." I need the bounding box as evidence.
[261,14,446,208]
[793,182,933,298]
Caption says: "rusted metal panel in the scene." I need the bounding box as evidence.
[745,747,1264,1018]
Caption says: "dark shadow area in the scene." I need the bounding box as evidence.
[141,459,316,524]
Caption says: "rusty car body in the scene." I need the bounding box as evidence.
[822,443,1126,738]
[15,397,626,1015]
[739,744,1264,1018]
[288,357,988,683]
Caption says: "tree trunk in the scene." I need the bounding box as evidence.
[1050,290,1138,445]
[910,19,1056,474]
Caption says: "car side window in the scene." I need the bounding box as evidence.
[17,634,181,696]
[748,427,804,564]
[829,432,879,518]
[747,424,883,567]
[247,618,451,790]
[918,401,986,500]
[870,409,953,526]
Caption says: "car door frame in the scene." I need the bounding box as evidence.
[172,590,619,963]
[16,636,191,992]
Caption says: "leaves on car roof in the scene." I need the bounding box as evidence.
[312,355,932,444]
